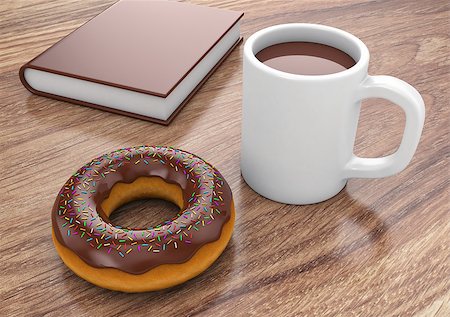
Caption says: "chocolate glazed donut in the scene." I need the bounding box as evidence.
[52,146,234,291]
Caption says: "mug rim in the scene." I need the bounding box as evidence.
[244,23,370,80]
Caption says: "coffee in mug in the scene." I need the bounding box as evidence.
[256,42,356,75]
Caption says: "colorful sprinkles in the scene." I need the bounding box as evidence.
[53,146,230,262]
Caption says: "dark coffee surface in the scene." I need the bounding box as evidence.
[256,42,356,75]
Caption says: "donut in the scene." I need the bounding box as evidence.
[51,146,234,292]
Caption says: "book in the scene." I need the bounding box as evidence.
[19,0,243,125]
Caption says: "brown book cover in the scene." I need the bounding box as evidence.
[20,0,243,125]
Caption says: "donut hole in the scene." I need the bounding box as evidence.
[109,198,180,229]
[101,176,185,230]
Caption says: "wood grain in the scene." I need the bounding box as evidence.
[1,0,449,316]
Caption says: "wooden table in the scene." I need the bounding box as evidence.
[1,0,449,316]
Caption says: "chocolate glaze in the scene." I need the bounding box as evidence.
[52,146,232,274]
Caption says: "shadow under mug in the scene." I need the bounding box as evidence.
[241,23,425,205]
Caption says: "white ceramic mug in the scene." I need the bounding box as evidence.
[241,23,425,204]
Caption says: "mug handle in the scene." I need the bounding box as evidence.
[344,75,425,178]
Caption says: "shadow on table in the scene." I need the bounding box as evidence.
[234,175,391,271]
